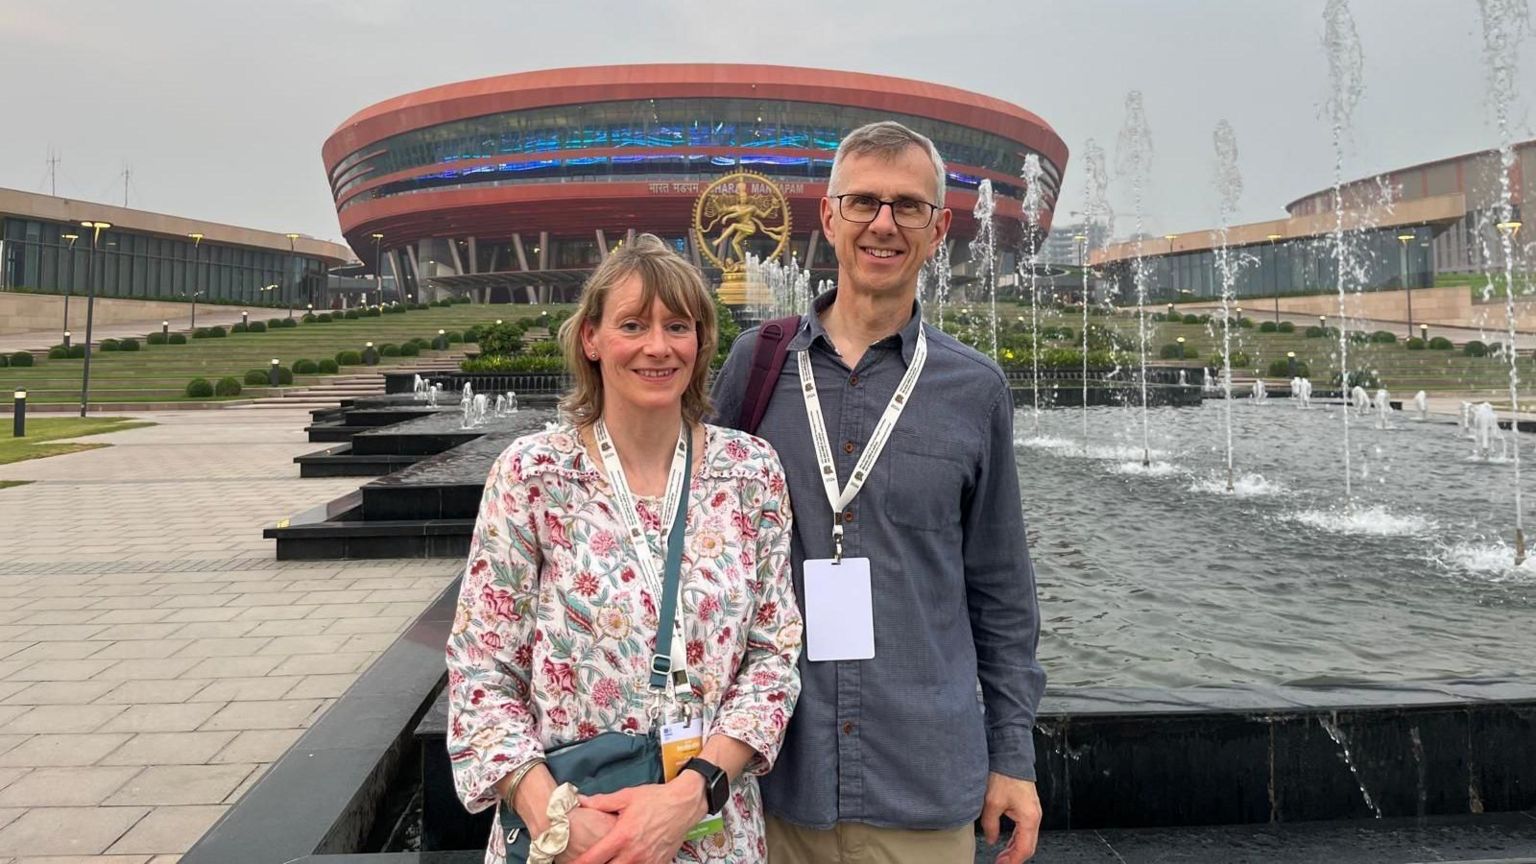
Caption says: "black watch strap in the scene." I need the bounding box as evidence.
[682,757,728,815]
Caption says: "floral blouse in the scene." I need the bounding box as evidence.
[446,423,803,864]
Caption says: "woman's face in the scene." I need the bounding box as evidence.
[581,273,699,419]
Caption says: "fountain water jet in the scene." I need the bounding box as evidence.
[1116,91,1155,467]
[1021,155,1048,436]
[1213,119,1244,492]
[1078,140,1114,454]
[969,180,999,360]
[1324,0,1366,502]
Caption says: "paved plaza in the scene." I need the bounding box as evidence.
[0,409,461,863]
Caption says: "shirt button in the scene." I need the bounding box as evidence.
[842,721,856,735]
[842,441,855,454]
[842,509,854,523]
[849,374,860,386]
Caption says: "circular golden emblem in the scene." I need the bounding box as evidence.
[692,171,792,274]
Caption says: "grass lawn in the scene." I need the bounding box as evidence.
[0,416,156,466]
[0,480,32,489]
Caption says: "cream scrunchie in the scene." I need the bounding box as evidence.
[527,782,580,864]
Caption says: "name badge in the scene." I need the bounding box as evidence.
[659,717,725,839]
[803,557,875,661]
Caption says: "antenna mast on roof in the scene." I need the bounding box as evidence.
[47,149,61,196]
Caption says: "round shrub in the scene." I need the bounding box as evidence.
[315,313,334,323]
[48,345,70,360]
[1369,330,1397,344]
[527,341,562,357]
[1406,337,1426,350]
[0,354,7,368]
[383,304,406,315]
[1180,313,1198,324]
[1277,321,1295,333]
[1464,340,1487,357]
[1268,358,1310,378]
[1158,343,1197,360]
[476,323,524,357]
[185,377,214,398]
[1259,320,1278,333]
[276,366,295,385]
[100,339,122,351]
[414,302,430,310]
[317,358,339,374]
[302,313,317,323]
[214,376,242,396]
[192,327,211,339]
[69,344,86,358]
[267,318,285,328]
[168,332,188,344]
[398,342,421,357]
[344,309,360,320]
[362,307,381,317]
[230,322,248,333]
[1237,317,1254,329]
[247,320,267,333]
[463,328,481,343]
[244,369,268,385]
[211,326,228,338]
[293,359,319,374]
[9,351,34,367]
[1305,326,1327,338]
[335,349,363,366]
[279,318,298,328]
[445,331,463,344]
[146,332,168,345]
[1348,330,1370,344]
[118,338,139,352]
[380,343,401,357]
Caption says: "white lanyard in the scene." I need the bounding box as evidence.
[593,420,691,699]
[798,325,927,561]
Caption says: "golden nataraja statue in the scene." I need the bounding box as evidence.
[693,171,791,304]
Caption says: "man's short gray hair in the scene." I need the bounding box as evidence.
[827,121,948,207]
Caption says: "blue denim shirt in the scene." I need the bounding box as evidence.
[711,291,1046,831]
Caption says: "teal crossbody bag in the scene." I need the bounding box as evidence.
[496,434,692,860]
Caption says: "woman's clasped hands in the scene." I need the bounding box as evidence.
[565,778,708,864]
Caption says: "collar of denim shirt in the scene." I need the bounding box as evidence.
[787,288,926,366]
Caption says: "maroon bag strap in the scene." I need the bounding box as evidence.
[738,315,802,434]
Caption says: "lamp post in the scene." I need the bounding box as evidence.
[1420,324,1429,345]
[1318,315,1327,334]
[61,232,79,339]
[1266,233,1283,324]
[13,389,26,438]
[1176,335,1186,360]
[285,233,301,318]
[78,220,112,417]
[1397,232,1415,339]
[1287,351,1297,377]
[188,232,204,330]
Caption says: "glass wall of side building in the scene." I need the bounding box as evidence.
[1,217,329,308]
[330,97,1060,213]
[1104,225,1436,304]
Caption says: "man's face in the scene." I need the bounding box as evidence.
[821,145,952,300]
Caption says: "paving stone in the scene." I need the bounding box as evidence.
[200,699,324,731]
[0,733,132,767]
[179,655,282,679]
[19,596,100,612]
[100,731,238,766]
[172,638,274,659]
[231,604,321,621]
[166,621,259,639]
[3,680,118,705]
[91,658,200,682]
[96,679,209,705]
[283,673,358,700]
[90,624,186,641]
[2,641,107,662]
[105,763,254,806]
[98,702,224,734]
[210,728,303,765]
[88,609,177,625]
[0,644,30,662]
[255,635,353,656]
[0,805,148,855]
[91,640,193,661]
[0,767,25,792]
[7,659,117,681]
[2,704,126,734]
[243,618,330,637]
[0,765,142,806]
[160,607,244,624]
[0,804,18,831]
[0,708,25,728]
[0,737,28,758]
[155,595,234,609]
[325,615,412,635]
[106,804,228,855]
[12,854,152,863]
[303,602,393,620]
[267,652,375,677]
[188,676,301,703]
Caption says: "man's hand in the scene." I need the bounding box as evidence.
[568,778,707,864]
[980,773,1041,864]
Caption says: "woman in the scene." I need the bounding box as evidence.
[446,234,802,864]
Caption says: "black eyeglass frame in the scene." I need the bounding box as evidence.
[828,194,943,229]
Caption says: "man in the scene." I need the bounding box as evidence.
[712,121,1046,863]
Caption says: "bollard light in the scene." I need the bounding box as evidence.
[496,319,503,326]
[1420,324,1429,342]
[162,321,169,340]
[363,341,379,366]
[12,390,25,438]
[269,358,281,387]
[1287,350,1297,377]
[1176,336,1186,359]
[241,310,249,327]
[63,330,71,349]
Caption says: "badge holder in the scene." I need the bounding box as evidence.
[803,523,875,662]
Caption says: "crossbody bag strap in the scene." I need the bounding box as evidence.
[648,430,693,692]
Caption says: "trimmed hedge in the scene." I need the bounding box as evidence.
[344,309,360,320]
[1208,350,1252,368]
[380,343,401,357]
[1158,343,1197,360]
[9,351,34,367]
[461,355,566,373]
[279,318,298,328]
[1464,340,1487,357]
[1406,337,1426,350]
[1369,330,1398,343]
[1277,321,1295,333]
[445,331,463,344]
[244,369,268,385]
[1268,358,1310,377]
[398,343,420,357]
[383,303,406,314]
[168,332,188,344]
[0,354,7,368]
[293,359,319,374]
[1259,321,1278,332]
[302,313,317,323]
[335,350,363,366]
[214,376,243,396]
[314,313,334,323]
[318,358,339,374]
[362,307,381,317]
[99,339,121,351]
[48,346,70,359]
[69,344,86,358]
[248,320,267,333]
[1305,326,1327,338]
[267,318,286,328]
[276,366,295,385]
[230,322,248,333]
[192,327,211,338]
[185,377,214,398]
[118,338,140,351]
[146,332,168,345]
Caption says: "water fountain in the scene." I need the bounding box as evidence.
[1021,155,1047,436]
[1324,0,1365,501]
[969,179,999,359]
[1293,377,1314,408]
[1472,401,1507,460]
[1374,388,1391,429]
[411,374,427,402]
[1250,379,1267,402]
[459,383,477,429]
[1413,390,1428,420]
[1352,384,1372,415]
[1213,119,1243,491]
[1116,91,1155,466]
[1079,140,1114,452]
[426,384,440,409]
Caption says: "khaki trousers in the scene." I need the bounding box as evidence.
[766,813,974,864]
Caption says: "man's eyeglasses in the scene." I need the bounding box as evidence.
[831,194,941,229]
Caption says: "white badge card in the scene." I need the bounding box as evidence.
[803,557,875,661]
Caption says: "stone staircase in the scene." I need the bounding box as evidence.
[236,356,464,410]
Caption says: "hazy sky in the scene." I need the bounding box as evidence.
[2,1,1532,257]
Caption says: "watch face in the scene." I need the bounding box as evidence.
[707,771,728,812]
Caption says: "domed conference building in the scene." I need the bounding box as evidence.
[322,64,1068,304]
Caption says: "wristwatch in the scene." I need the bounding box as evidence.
[681,757,729,815]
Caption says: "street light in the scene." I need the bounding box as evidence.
[285,233,301,318]
[61,232,79,340]
[187,233,204,330]
[1266,233,1283,324]
[78,220,112,417]
[1396,232,1415,339]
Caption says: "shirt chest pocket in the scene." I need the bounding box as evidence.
[880,428,973,533]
